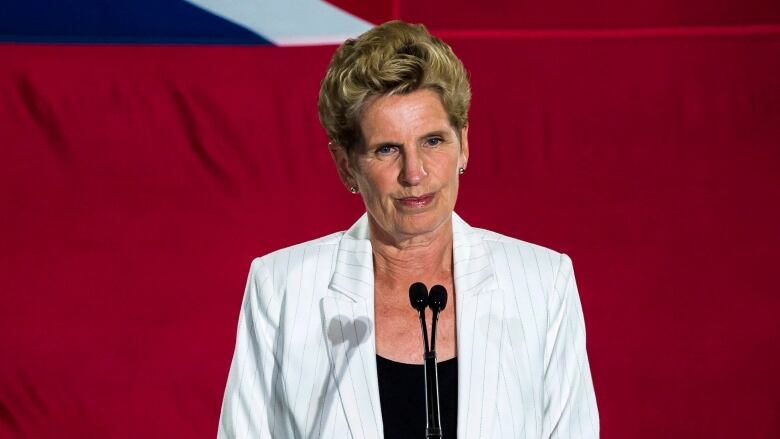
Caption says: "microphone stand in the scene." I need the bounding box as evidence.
[424,308,443,439]
[409,283,447,439]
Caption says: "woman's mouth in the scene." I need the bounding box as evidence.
[397,194,435,208]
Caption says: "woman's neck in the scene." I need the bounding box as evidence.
[369,218,454,292]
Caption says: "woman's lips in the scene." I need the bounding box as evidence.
[397,194,434,208]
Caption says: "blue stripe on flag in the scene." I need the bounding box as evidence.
[0,0,270,44]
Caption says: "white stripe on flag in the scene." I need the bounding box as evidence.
[184,0,374,46]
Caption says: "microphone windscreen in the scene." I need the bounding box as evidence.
[408,282,429,312]
[428,285,448,312]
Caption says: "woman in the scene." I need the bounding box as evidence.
[218,21,598,439]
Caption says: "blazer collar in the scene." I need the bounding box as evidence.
[328,213,374,303]
[451,212,500,299]
[328,212,499,301]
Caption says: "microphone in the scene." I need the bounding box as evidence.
[428,285,447,312]
[409,282,429,313]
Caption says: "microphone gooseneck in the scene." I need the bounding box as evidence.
[428,285,448,352]
[409,282,430,353]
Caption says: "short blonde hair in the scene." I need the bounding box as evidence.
[318,20,471,154]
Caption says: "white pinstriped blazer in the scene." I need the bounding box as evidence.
[218,213,599,438]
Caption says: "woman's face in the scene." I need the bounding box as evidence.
[333,88,469,243]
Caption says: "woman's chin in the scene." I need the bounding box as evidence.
[372,210,453,243]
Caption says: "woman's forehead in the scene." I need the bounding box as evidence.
[360,89,453,142]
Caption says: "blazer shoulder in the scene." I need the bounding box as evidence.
[256,230,341,263]
[246,230,344,283]
[469,226,574,293]
[473,226,566,261]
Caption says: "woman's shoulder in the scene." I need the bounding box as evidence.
[246,230,346,279]
[454,212,566,260]
[462,225,577,314]
[460,222,574,284]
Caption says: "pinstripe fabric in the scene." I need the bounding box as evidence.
[218,213,599,438]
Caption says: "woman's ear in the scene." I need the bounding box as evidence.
[328,142,356,190]
[458,124,470,170]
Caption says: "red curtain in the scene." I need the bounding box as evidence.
[1,2,779,437]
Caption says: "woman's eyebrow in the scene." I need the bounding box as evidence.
[367,140,403,149]
[418,130,449,141]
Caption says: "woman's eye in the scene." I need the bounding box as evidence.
[375,145,397,155]
[425,137,443,147]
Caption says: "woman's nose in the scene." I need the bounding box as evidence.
[399,147,427,186]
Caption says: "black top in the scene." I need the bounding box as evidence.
[376,355,458,438]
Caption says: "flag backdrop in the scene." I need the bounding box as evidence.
[1,1,779,437]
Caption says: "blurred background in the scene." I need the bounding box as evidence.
[1,1,779,437]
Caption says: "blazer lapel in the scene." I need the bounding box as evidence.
[321,214,384,439]
[452,213,504,439]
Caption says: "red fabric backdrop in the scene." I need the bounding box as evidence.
[1,2,779,437]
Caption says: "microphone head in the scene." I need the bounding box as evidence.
[408,282,429,312]
[428,285,448,313]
